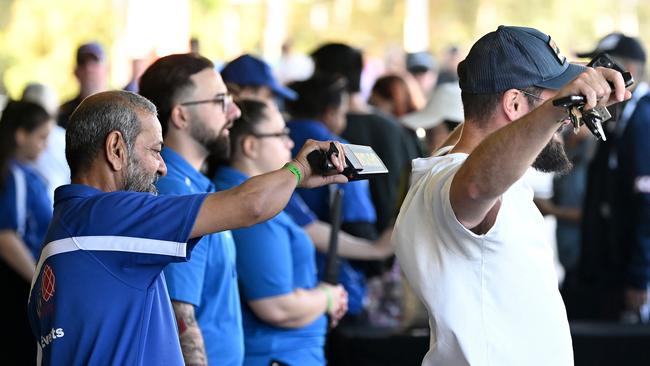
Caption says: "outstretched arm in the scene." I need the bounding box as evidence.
[191,140,347,238]
[450,67,629,231]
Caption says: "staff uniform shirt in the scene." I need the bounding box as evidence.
[157,147,243,366]
[284,192,368,315]
[0,161,52,259]
[393,151,573,366]
[214,166,327,366]
[28,184,208,365]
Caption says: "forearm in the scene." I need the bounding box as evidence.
[451,102,566,226]
[305,221,391,260]
[249,288,328,328]
[172,301,207,366]
[0,230,36,281]
[191,167,297,237]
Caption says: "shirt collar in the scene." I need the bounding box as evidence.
[161,147,213,192]
[54,184,103,205]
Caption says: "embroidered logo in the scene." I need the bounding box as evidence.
[41,264,56,302]
[548,37,566,65]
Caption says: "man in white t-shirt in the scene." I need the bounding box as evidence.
[393,25,631,366]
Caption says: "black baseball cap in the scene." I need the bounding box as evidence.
[576,33,646,63]
[458,25,585,94]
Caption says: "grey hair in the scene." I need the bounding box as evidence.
[65,90,157,178]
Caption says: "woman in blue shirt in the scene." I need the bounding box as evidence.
[0,100,53,364]
[213,98,348,366]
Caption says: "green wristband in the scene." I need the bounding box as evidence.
[283,162,303,185]
[321,286,333,313]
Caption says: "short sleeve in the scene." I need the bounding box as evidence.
[74,191,208,247]
[163,235,210,306]
[233,220,294,300]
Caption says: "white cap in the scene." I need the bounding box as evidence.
[402,82,464,130]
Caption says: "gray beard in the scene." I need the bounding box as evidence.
[124,154,159,194]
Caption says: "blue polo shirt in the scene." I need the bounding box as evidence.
[288,119,377,224]
[157,147,243,366]
[27,184,207,365]
[0,161,52,259]
[214,166,327,366]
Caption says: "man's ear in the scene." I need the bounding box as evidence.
[169,104,190,131]
[105,131,127,172]
[501,89,524,122]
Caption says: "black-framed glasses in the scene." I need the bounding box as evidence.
[250,127,291,140]
[180,93,233,113]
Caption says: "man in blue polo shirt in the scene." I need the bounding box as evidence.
[139,53,244,365]
[27,90,349,365]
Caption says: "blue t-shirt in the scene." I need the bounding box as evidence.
[214,166,327,366]
[27,184,207,365]
[157,147,243,366]
[288,119,377,224]
[0,162,52,259]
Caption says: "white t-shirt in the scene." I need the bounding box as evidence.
[393,152,573,366]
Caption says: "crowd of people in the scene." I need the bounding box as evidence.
[0,24,648,366]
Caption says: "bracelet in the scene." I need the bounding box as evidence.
[320,286,333,313]
[283,162,302,185]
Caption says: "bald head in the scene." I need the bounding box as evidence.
[66,91,157,178]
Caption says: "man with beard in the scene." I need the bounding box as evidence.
[27,90,348,365]
[393,26,631,366]
[138,53,244,366]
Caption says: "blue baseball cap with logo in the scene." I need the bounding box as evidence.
[458,25,585,94]
[221,54,297,100]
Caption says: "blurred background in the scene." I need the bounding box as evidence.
[1,0,649,100]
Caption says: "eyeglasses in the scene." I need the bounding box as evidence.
[180,93,233,113]
[250,127,291,140]
[517,89,545,102]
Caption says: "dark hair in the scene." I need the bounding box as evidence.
[310,43,363,93]
[286,74,347,120]
[369,74,417,117]
[205,98,270,176]
[461,86,543,125]
[0,100,51,190]
[65,91,157,179]
[138,53,214,137]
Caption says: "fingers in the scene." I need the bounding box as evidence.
[561,65,630,112]
[598,67,627,103]
[329,141,346,172]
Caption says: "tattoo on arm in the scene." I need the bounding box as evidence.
[172,301,207,366]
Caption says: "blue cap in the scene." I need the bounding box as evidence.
[76,42,105,65]
[458,25,585,94]
[221,54,297,100]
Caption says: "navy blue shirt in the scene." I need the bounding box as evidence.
[214,166,327,366]
[157,148,243,366]
[0,161,52,259]
[28,184,207,365]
